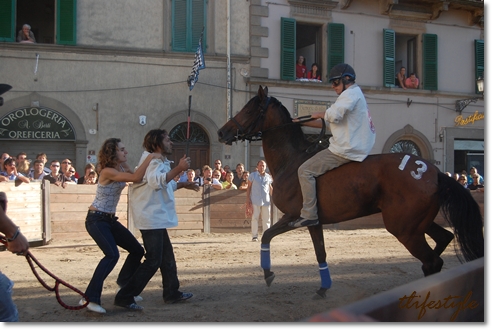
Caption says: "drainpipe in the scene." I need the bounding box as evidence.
[226,0,231,121]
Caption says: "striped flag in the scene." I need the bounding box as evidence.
[187,36,206,91]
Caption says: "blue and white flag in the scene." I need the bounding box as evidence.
[188,37,206,91]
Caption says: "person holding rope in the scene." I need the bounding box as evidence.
[1,191,30,322]
[289,63,376,228]
[80,138,161,313]
[114,129,198,310]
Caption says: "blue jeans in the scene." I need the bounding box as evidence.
[84,213,144,305]
[0,272,18,322]
[114,229,180,305]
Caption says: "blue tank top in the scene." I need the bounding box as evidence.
[91,180,127,214]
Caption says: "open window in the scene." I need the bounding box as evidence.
[296,23,323,79]
[394,34,417,82]
[281,18,343,81]
[383,29,437,90]
[0,0,76,45]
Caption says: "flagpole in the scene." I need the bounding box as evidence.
[226,0,231,122]
[186,95,191,158]
[185,26,205,166]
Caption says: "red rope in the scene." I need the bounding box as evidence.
[1,235,89,310]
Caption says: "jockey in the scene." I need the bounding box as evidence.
[289,63,376,227]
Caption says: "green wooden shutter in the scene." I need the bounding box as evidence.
[172,0,188,51]
[475,39,484,94]
[327,23,344,74]
[173,0,206,52]
[281,17,296,81]
[0,0,15,42]
[191,0,206,50]
[383,29,395,87]
[422,34,438,91]
[56,0,76,45]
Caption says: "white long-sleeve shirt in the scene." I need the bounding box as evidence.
[324,84,376,161]
[130,151,178,230]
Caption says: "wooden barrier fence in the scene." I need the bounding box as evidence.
[306,257,484,322]
[0,182,44,243]
[0,182,485,244]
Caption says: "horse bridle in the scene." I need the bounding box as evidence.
[228,96,326,153]
[228,97,271,142]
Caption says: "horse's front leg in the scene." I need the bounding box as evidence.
[308,225,331,299]
[260,214,297,287]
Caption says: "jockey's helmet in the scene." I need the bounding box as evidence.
[328,63,356,83]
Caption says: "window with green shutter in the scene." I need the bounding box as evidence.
[281,17,296,81]
[327,23,344,73]
[0,0,15,42]
[475,40,484,94]
[1,0,75,45]
[172,0,207,52]
[422,34,438,91]
[280,18,326,81]
[383,29,395,88]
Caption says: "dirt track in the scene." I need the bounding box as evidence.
[2,228,462,322]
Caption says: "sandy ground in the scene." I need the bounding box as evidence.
[1,228,462,323]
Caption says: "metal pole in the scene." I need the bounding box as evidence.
[226,0,231,122]
[186,95,191,157]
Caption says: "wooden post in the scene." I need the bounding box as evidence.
[42,180,51,244]
[203,185,210,233]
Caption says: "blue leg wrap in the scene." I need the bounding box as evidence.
[261,244,271,270]
[319,262,332,289]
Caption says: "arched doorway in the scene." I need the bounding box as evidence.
[169,122,210,171]
[389,140,422,156]
[382,124,434,161]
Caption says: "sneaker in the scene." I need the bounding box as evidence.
[114,302,144,311]
[252,237,258,242]
[116,287,143,302]
[288,217,319,228]
[164,292,194,304]
[80,299,106,314]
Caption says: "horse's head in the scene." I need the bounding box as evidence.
[218,85,274,145]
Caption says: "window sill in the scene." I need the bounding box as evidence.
[247,77,480,99]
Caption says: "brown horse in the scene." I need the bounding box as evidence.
[217,86,484,298]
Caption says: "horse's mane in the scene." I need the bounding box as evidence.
[268,96,313,152]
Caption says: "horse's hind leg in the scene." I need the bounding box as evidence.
[425,222,455,257]
[398,234,443,276]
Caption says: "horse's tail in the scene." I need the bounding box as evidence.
[437,172,484,262]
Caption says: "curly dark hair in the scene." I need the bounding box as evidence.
[98,138,121,169]
[143,129,167,153]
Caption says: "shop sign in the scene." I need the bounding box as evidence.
[0,106,75,140]
[454,111,484,127]
[294,99,331,117]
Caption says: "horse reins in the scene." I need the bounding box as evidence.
[230,96,326,153]
[0,235,89,310]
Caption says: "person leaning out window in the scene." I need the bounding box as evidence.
[17,24,36,43]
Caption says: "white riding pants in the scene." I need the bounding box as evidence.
[251,204,271,238]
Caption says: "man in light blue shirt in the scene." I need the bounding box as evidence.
[246,160,273,241]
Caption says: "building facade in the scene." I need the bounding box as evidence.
[0,0,485,178]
